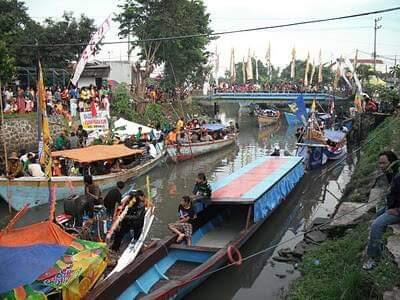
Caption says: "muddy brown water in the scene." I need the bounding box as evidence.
[0,103,354,299]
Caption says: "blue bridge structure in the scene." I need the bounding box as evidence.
[193,92,347,106]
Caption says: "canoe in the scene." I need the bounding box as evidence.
[86,156,304,299]
[166,134,237,162]
[257,111,280,127]
[0,145,166,211]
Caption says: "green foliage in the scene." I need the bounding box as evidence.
[390,64,400,78]
[352,116,400,183]
[0,40,15,83]
[0,0,97,69]
[111,83,134,119]
[365,84,400,107]
[289,223,400,300]
[143,103,168,126]
[356,64,374,81]
[115,0,212,88]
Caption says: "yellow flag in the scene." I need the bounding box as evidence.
[37,62,52,178]
[311,99,317,112]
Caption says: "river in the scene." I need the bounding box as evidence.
[0,103,355,299]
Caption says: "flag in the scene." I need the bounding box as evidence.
[295,95,307,125]
[214,45,219,85]
[344,57,362,93]
[333,56,341,90]
[242,57,246,84]
[353,49,358,71]
[354,93,363,112]
[38,61,55,221]
[254,50,259,82]
[304,52,310,87]
[71,15,112,86]
[290,47,296,79]
[318,49,323,84]
[246,49,253,81]
[266,41,271,80]
[37,62,52,179]
[310,59,316,85]
[311,99,317,112]
[230,48,236,83]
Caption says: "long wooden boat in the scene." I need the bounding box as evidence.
[257,110,280,127]
[0,144,166,211]
[166,134,237,162]
[87,156,304,299]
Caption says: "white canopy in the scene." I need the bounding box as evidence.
[114,118,154,141]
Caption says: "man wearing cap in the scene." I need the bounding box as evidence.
[7,152,24,178]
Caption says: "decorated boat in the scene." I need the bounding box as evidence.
[0,144,165,211]
[296,125,347,169]
[87,155,304,299]
[166,124,237,162]
[257,109,281,127]
[0,207,108,299]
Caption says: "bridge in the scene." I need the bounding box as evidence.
[193,92,347,106]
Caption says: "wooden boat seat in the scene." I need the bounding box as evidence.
[169,243,220,253]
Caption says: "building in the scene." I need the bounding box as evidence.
[77,60,132,88]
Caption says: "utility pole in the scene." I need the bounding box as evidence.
[373,17,382,73]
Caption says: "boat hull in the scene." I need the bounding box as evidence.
[0,151,165,211]
[166,135,236,162]
[257,115,279,127]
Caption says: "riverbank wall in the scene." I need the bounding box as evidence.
[0,115,65,157]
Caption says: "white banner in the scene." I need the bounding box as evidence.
[80,111,109,131]
[71,15,112,86]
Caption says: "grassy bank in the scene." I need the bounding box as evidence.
[344,115,400,203]
[288,115,400,300]
[288,224,400,300]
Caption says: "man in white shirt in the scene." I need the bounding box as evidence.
[28,159,45,177]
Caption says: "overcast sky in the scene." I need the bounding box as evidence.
[25,0,400,74]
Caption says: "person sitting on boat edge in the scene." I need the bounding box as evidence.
[271,144,280,156]
[363,151,400,270]
[6,152,24,179]
[104,181,125,218]
[193,172,212,202]
[168,196,197,246]
[84,174,102,205]
[111,190,147,251]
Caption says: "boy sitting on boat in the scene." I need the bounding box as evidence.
[168,196,197,245]
[193,172,212,201]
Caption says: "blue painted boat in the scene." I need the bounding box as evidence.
[87,156,304,300]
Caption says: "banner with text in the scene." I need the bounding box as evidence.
[80,111,109,131]
[71,15,112,86]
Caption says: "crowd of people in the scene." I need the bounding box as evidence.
[1,84,113,120]
[165,118,238,145]
[210,81,336,94]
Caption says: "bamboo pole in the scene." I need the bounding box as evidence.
[0,81,11,213]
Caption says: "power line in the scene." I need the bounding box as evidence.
[13,6,400,48]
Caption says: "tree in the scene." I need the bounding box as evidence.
[115,0,212,97]
[390,64,400,79]
[1,0,97,69]
[356,64,374,81]
[0,41,15,84]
